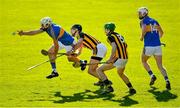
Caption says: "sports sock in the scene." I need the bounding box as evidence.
[148,70,154,78]
[164,76,169,83]
[80,60,86,65]
[103,79,111,85]
[126,83,133,89]
[50,62,57,72]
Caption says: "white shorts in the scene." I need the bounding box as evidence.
[95,43,107,58]
[113,59,128,69]
[144,46,162,56]
[58,40,76,52]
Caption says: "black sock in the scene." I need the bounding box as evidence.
[103,79,111,85]
[50,62,56,72]
[126,83,133,89]
[164,76,169,83]
[148,70,153,76]
[80,60,86,65]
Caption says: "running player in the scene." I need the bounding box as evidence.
[68,24,107,86]
[96,23,136,94]
[17,17,86,79]
[138,7,171,90]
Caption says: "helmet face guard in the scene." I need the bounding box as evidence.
[40,17,52,28]
[138,7,148,19]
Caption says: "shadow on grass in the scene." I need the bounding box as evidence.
[109,94,139,106]
[53,89,115,103]
[148,86,178,102]
[28,89,138,106]
[53,89,138,106]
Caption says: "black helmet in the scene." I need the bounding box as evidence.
[71,24,82,32]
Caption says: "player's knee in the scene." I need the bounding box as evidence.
[88,67,96,74]
[48,48,55,55]
[142,59,148,65]
[141,58,146,63]
[96,67,103,73]
[96,68,100,72]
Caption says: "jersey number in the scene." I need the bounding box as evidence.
[117,35,125,43]
[150,23,158,33]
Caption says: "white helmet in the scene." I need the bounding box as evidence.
[40,17,52,26]
[138,7,148,17]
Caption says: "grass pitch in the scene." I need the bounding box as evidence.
[0,0,180,107]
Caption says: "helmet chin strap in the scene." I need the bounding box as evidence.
[139,17,144,20]
[139,14,148,20]
[106,30,112,36]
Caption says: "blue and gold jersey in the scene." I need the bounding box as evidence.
[140,16,161,47]
[41,24,74,45]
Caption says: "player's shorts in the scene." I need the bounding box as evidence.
[113,59,128,69]
[58,40,76,52]
[144,46,162,56]
[91,43,107,61]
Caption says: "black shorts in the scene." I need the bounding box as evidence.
[91,56,103,61]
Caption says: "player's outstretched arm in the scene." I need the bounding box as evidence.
[17,29,44,36]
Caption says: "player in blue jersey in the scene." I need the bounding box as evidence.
[17,17,86,79]
[138,7,171,90]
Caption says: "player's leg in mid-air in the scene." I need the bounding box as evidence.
[141,48,157,85]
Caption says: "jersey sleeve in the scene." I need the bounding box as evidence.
[142,19,150,25]
[155,20,160,26]
[107,36,115,43]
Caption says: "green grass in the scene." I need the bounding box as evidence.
[0,0,180,107]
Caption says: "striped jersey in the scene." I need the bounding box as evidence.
[78,32,100,50]
[107,32,128,59]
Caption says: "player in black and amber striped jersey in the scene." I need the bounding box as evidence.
[97,22,136,94]
[107,32,128,60]
[68,24,107,86]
